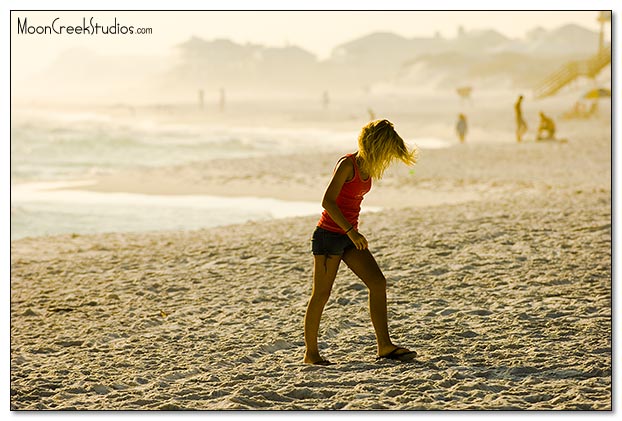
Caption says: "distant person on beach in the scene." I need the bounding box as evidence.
[456,113,468,143]
[304,119,418,365]
[515,95,527,142]
[219,88,226,112]
[322,91,330,109]
[536,111,556,141]
[198,89,205,110]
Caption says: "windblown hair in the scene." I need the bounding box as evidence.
[357,119,418,179]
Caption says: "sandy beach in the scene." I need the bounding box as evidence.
[10,94,612,410]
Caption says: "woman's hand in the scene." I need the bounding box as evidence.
[347,230,368,250]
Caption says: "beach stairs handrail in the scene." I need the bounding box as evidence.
[586,45,612,77]
[534,63,578,99]
[533,45,611,99]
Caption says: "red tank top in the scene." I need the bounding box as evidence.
[317,154,372,233]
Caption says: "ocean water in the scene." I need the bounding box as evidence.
[11,181,327,239]
[10,108,361,182]
[11,107,448,239]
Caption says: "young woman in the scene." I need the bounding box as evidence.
[303,119,418,365]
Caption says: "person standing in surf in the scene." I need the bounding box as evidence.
[303,119,418,365]
[515,94,528,142]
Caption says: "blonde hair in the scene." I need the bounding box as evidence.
[357,119,418,179]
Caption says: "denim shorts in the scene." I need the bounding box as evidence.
[311,226,355,256]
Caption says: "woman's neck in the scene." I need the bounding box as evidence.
[354,153,370,181]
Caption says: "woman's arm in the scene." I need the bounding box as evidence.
[321,159,368,250]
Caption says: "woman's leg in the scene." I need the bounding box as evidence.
[341,248,393,355]
[342,247,413,357]
[303,254,341,364]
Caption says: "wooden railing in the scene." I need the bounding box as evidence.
[534,45,611,99]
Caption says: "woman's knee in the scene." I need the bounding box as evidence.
[311,286,333,304]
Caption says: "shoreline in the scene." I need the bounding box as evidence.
[11,125,611,241]
[9,175,481,241]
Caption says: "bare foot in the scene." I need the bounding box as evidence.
[304,353,333,365]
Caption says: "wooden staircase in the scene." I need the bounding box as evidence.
[533,45,611,99]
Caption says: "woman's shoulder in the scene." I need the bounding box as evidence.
[338,152,357,165]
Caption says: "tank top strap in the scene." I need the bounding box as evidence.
[333,154,348,171]
[333,153,358,179]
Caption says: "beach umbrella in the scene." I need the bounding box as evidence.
[583,88,611,99]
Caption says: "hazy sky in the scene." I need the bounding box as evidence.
[11,10,606,79]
